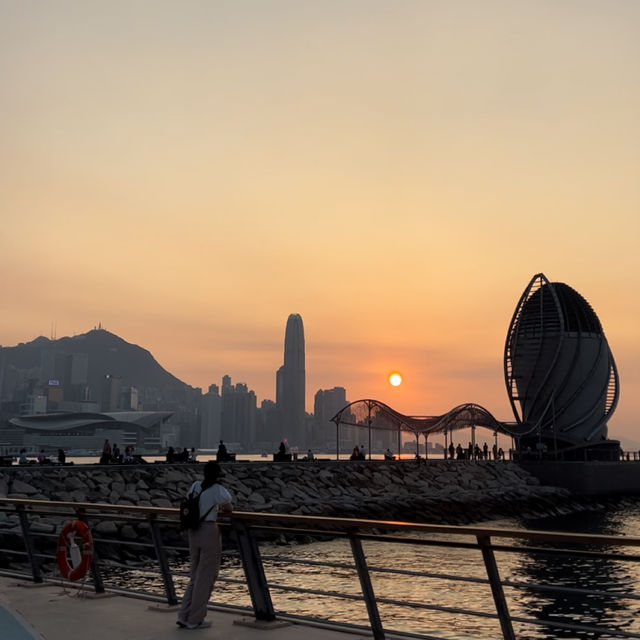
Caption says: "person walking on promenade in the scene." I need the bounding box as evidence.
[177,461,233,630]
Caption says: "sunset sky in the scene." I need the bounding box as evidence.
[2,2,639,441]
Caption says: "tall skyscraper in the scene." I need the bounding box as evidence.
[276,314,306,448]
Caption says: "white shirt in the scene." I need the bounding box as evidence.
[188,481,233,522]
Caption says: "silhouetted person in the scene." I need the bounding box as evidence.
[177,461,233,630]
[448,442,455,460]
[101,439,112,464]
[216,440,228,462]
[483,442,488,460]
[166,446,175,463]
[57,449,66,464]
[350,445,360,461]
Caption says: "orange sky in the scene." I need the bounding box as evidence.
[1,2,639,441]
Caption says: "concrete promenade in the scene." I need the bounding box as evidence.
[0,577,372,640]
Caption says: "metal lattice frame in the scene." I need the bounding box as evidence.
[330,399,518,439]
[503,273,620,445]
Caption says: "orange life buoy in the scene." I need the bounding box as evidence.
[56,519,94,581]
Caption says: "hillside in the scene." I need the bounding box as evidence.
[1,329,197,407]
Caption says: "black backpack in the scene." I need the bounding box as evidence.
[179,486,215,530]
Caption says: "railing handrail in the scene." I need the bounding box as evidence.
[2,496,640,548]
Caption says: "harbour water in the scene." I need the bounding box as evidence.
[208,505,640,639]
[107,498,640,639]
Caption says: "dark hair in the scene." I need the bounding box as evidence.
[202,461,222,489]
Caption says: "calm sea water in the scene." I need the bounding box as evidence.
[196,505,640,640]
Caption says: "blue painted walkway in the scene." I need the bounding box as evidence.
[0,598,43,640]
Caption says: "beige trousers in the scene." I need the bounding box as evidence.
[178,522,222,626]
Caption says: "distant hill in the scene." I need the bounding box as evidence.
[1,329,198,408]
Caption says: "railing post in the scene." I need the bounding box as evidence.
[17,507,42,583]
[349,534,384,640]
[149,516,178,605]
[477,535,514,640]
[76,513,105,594]
[233,521,276,621]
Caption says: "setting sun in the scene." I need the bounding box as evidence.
[389,372,403,387]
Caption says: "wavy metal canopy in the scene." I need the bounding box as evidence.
[330,399,517,437]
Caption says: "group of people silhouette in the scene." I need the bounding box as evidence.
[447,441,504,461]
[166,446,197,463]
[100,439,141,464]
[349,444,368,461]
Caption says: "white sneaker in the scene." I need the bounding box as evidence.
[187,620,212,630]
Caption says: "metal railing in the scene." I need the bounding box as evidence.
[1,497,640,639]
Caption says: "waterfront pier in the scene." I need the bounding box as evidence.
[0,575,367,640]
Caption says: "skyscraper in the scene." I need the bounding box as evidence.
[276,314,306,448]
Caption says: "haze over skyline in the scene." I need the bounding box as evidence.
[2,2,639,440]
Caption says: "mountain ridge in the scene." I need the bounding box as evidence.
[1,329,197,408]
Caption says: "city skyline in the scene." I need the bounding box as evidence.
[2,2,639,441]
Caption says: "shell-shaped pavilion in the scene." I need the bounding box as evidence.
[504,273,619,449]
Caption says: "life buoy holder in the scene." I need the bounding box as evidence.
[56,519,94,581]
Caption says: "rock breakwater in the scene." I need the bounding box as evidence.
[0,460,605,565]
[0,459,576,525]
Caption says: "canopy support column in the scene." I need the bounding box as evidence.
[367,404,372,461]
[472,425,476,460]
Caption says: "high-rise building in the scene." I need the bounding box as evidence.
[120,386,139,411]
[220,375,257,450]
[276,314,306,448]
[200,384,222,449]
[101,374,122,412]
[313,387,347,448]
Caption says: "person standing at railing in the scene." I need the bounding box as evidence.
[177,460,233,630]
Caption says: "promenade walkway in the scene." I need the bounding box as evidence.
[0,577,371,640]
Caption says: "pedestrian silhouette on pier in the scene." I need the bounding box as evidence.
[177,461,233,630]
